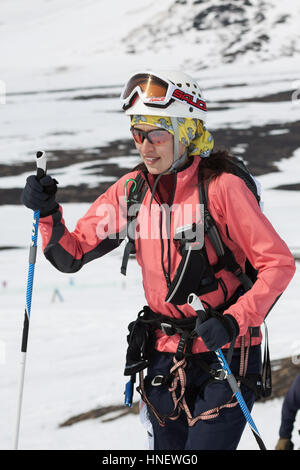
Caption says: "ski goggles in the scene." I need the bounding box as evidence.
[121,72,207,112]
[130,127,172,146]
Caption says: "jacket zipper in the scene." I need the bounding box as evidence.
[161,171,177,289]
[144,171,177,289]
[166,171,177,286]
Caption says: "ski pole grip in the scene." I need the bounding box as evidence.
[36,151,47,181]
[188,293,210,324]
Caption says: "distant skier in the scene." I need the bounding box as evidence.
[275,374,300,450]
[21,70,296,450]
[51,288,64,303]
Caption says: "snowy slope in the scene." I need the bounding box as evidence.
[0,58,299,168]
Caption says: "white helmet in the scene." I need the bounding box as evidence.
[121,70,207,122]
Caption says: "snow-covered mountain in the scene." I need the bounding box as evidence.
[1,0,300,92]
[121,0,300,68]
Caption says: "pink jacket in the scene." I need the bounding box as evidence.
[39,157,296,353]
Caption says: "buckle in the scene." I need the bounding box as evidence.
[151,375,165,387]
[160,323,176,336]
[210,368,228,381]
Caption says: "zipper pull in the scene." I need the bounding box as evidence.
[165,273,171,288]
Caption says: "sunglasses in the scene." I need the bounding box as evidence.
[130,127,172,145]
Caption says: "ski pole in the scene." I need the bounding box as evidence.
[188,293,266,451]
[13,151,47,450]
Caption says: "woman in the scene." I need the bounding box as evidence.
[21,70,296,450]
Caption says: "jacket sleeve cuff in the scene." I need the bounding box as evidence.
[224,314,240,340]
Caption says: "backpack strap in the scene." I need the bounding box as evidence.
[121,173,148,275]
[198,170,254,292]
[228,158,261,206]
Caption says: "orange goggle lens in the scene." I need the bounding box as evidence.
[122,74,169,101]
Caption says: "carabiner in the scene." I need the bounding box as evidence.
[124,178,137,202]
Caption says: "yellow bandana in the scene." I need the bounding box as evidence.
[130,115,214,158]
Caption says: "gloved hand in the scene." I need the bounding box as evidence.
[275,437,294,450]
[195,313,239,351]
[21,174,59,217]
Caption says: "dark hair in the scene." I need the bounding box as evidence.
[198,149,235,181]
[132,149,234,181]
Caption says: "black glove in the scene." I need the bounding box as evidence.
[195,313,239,351]
[21,174,59,217]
